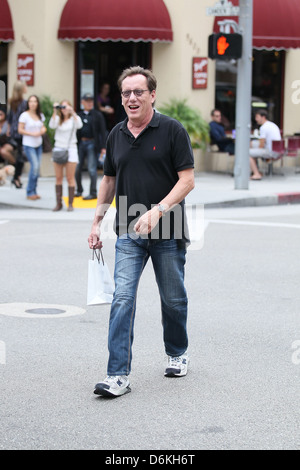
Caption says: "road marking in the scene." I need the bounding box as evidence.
[0,303,86,319]
[207,219,300,229]
[188,217,300,251]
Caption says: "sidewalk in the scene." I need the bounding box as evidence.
[0,170,300,210]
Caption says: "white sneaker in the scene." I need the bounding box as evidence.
[164,353,189,377]
[94,375,131,397]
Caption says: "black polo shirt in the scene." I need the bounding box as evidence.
[104,110,194,242]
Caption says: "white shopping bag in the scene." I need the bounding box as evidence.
[87,249,115,305]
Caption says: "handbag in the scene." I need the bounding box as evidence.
[52,148,69,164]
[87,248,115,306]
[52,118,75,164]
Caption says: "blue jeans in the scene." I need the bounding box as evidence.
[76,140,97,196]
[23,145,42,196]
[107,234,188,376]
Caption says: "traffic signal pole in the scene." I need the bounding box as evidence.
[234,0,253,189]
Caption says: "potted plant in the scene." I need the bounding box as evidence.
[39,95,56,176]
[158,98,210,171]
[40,94,56,150]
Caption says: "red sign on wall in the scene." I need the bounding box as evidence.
[17,54,34,86]
[192,57,208,89]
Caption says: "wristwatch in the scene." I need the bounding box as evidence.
[157,203,166,216]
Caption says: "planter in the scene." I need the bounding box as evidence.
[23,152,55,177]
[193,148,205,172]
[193,148,235,174]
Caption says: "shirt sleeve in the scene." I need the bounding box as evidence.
[74,115,83,130]
[103,134,116,176]
[49,115,59,129]
[18,112,26,124]
[171,125,194,172]
[259,126,266,140]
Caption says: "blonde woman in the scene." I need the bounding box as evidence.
[49,100,82,211]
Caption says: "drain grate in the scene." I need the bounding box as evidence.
[25,308,66,315]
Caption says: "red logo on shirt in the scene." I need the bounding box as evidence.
[153,146,156,151]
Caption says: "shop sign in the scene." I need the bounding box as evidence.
[80,69,95,106]
[17,54,34,86]
[206,0,239,16]
[192,58,208,89]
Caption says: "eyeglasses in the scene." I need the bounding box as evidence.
[121,89,149,98]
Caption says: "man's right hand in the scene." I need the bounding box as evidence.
[88,226,103,249]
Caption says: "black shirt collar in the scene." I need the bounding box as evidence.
[120,109,160,135]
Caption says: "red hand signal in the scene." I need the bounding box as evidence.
[217,36,230,55]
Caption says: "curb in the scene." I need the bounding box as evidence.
[1,192,300,211]
[277,192,300,204]
[1,195,298,211]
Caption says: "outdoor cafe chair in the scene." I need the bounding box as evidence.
[262,140,285,176]
[285,137,300,173]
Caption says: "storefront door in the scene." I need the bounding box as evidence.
[0,43,8,105]
[76,41,151,127]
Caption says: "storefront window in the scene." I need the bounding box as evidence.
[215,59,237,130]
[215,50,285,131]
[252,50,284,128]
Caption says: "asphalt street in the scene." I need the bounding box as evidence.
[0,204,300,450]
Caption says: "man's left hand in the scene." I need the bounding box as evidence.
[134,207,160,235]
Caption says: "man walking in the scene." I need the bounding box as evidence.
[75,93,107,200]
[88,66,195,397]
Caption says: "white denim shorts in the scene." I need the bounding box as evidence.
[52,146,79,164]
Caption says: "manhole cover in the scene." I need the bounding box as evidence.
[0,303,86,318]
[25,308,66,315]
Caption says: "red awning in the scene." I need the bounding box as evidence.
[0,0,14,42]
[213,0,300,50]
[58,0,173,42]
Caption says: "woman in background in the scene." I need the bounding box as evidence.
[49,100,82,211]
[18,95,47,200]
[97,81,115,132]
[7,81,28,188]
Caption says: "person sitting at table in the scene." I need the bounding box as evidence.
[209,109,235,155]
[249,109,281,180]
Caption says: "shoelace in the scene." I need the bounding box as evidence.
[105,375,126,385]
[105,375,119,384]
[168,356,182,366]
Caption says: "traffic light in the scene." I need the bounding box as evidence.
[208,33,242,60]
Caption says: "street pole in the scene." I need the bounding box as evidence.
[234,0,253,189]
